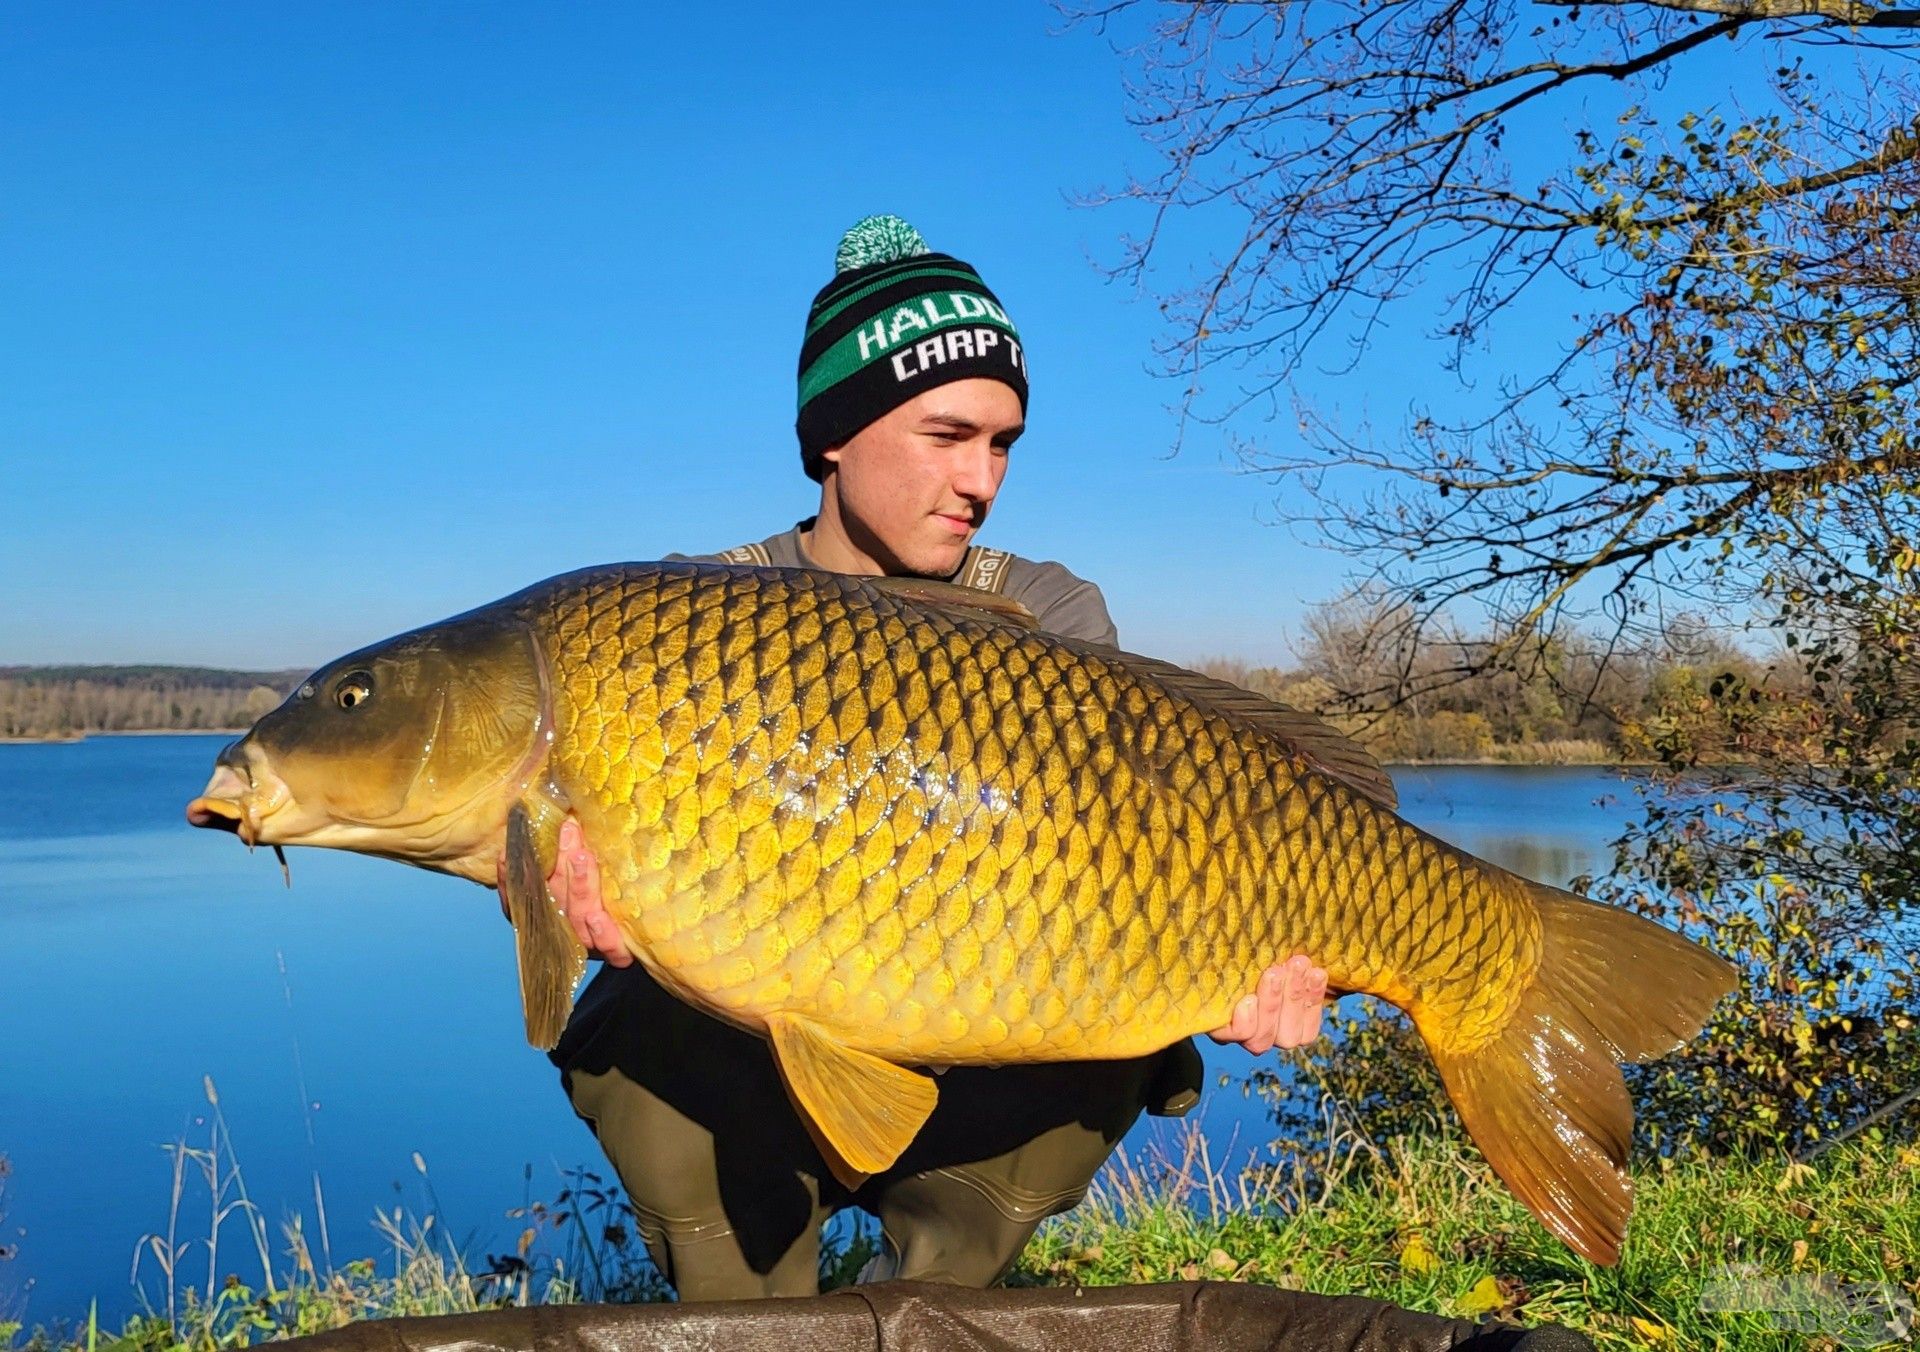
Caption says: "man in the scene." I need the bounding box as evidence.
[529,216,1330,1299]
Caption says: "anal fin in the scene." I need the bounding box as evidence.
[503,803,586,1051]
[766,1012,938,1189]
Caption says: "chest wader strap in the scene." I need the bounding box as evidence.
[957,546,1012,595]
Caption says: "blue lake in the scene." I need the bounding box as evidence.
[0,735,1644,1325]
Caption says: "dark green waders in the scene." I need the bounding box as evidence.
[552,962,1204,1300]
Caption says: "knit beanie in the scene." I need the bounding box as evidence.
[795,215,1028,482]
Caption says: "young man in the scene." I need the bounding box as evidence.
[532,217,1329,1300]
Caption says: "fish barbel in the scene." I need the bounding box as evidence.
[187,563,1735,1264]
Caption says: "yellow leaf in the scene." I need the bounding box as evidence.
[1630,1315,1672,1343]
[1774,1160,1815,1192]
[1456,1275,1503,1317]
[1207,1248,1237,1273]
[1399,1234,1441,1275]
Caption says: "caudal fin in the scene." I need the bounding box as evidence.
[1423,885,1737,1265]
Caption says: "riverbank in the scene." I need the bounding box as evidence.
[9,1134,1911,1350]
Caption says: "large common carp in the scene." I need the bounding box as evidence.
[187,563,1735,1265]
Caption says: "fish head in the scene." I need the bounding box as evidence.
[186,615,551,881]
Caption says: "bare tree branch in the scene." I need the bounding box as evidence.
[1541,0,1920,26]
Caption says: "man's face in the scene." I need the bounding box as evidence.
[822,378,1023,577]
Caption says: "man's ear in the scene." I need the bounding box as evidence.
[821,442,846,469]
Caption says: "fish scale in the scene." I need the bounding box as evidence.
[534,566,1533,1064]
[191,558,1738,1263]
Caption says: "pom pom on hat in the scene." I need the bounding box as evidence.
[835,214,930,274]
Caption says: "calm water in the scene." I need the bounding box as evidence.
[0,736,1642,1324]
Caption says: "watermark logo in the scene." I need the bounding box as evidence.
[1698,1263,1915,1348]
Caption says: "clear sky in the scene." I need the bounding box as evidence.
[3,3,1410,671]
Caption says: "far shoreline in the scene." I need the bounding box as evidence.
[0,728,247,745]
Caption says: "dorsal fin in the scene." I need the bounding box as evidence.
[1103,653,1398,809]
[863,576,1039,629]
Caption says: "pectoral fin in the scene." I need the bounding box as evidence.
[503,803,586,1051]
[765,1012,939,1188]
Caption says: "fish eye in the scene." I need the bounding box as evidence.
[335,671,375,711]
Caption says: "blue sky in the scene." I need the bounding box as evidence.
[0,3,1673,671]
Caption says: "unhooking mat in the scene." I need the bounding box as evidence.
[276,1279,1596,1350]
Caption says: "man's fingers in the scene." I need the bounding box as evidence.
[547,819,582,894]
[1206,993,1260,1044]
[584,908,632,966]
[1207,953,1336,1054]
[568,841,601,906]
[1239,964,1286,1056]
[565,848,599,949]
[501,820,627,967]
[1276,960,1329,1049]
[554,833,631,965]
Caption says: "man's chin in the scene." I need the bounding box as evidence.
[903,545,971,580]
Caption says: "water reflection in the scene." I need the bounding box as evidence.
[1469,838,1593,887]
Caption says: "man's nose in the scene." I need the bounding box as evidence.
[950,442,999,501]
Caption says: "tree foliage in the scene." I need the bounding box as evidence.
[1083,0,1920,1151]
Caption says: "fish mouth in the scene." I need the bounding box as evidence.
[187,794,247,834]
[186,748,295,846]
[188,762,256,838]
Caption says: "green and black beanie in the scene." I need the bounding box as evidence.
[795,214,1027,481]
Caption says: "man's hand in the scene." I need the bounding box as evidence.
[1207,954,1328,1055]
[494,819,632,966]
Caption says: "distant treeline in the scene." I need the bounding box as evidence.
[1194,601,1809,766]
[0,666,305,739]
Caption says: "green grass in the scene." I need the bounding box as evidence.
[1014,1126,1918,1349]
[7,1118,1914,1352]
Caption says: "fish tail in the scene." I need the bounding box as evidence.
[1420,884,1737,1266]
